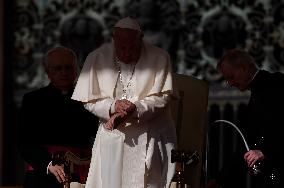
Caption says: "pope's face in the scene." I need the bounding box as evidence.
[113,27,142,64]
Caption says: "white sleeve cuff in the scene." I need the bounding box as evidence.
[84,98,114,120]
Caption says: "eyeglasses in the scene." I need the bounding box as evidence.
[48,65,75,74]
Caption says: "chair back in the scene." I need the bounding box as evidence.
[171,73,209,188]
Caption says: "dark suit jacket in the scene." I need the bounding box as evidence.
[245,70,284,187]
[217,70,284,188]
[18,83,99,188]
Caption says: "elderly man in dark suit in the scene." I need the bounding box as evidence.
[18,46,99,188]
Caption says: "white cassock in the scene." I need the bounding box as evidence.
[72,41,177,188]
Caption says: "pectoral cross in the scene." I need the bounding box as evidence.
[121,93,127,100]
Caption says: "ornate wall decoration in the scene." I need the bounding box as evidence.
[13,0,284,98]
[13,0,284,107]
[13,0,284,104]
[9,0,284,186]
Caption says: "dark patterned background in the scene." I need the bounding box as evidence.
[13,0,284,104]
[5,0,284,186]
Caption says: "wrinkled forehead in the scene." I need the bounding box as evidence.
[113,27,141,42]
[46,49,76,66]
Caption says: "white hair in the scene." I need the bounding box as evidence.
[44,46,77,67]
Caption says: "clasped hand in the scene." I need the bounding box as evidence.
[115,99,136,115]
[105,99,136,130]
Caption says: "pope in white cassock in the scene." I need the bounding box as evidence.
[72,17,177,188]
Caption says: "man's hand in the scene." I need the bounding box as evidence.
[105,100,136,130]
[105,112,125,130]
[48,164,66,183]
[244,150,265,167]
[115,99,136,115]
